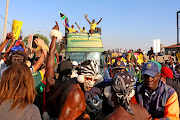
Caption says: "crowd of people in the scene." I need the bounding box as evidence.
[0,20,179,120]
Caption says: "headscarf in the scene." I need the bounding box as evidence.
[112,72,135,115]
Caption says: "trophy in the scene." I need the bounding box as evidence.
[85,14,88,18]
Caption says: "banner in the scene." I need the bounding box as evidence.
[12,20,23,40]
[137,54,144,65]
[68,33,101,41]
[134,53,139,59]
[176,53,180,62]
[67,33,103,49]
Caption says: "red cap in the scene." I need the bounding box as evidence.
[160,67,173,79]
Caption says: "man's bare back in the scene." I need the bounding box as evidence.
[58,83,86,120]
[105,102,150,120]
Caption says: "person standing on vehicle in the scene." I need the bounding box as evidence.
[63,23,78,33]
[75,22,87,33]
[85,15,102,35]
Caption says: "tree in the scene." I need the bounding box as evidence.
[56,42,60,53]
[23,34,49,46]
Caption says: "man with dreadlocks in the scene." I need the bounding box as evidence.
[105,72,151,120]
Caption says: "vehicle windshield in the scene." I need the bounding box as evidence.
[68,52,86,63]
[68,52,104,68]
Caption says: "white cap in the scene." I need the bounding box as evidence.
[135,67,139,71]
[72,61,78,66]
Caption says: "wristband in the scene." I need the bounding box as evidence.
[50,29,62,40]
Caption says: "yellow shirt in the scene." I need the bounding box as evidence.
[80,28,87,33]
[68,28,77,33]
[90,23,97,30]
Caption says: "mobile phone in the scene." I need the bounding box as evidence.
[32,36,38,48]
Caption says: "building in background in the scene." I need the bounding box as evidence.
[164,44,180,55]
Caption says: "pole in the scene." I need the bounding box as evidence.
[177,11,180,45]
[2,0,9,52]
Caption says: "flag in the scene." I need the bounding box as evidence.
[15,39,21,46]
[59,12,67,20]
[65,18,69,27]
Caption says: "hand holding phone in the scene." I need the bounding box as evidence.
[34,38,45,47]
[32,36,38,48]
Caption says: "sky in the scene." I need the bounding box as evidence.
[0,0,180,52]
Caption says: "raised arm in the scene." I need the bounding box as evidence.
[33,38,48,72]
[97,18,102,25]
[75,22,81,30]
[19,41,27,53]
[46,21,60,92]
[5,35,15,54]
[0,31,14,52]
[63,23,69,29]
[85,16,91,24]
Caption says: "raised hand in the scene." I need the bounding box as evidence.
[52,21,59,31]
[34,38,45,47]
[6,31,14,40]
[11,34,15,43]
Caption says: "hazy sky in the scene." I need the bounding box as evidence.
[0,0,180,52]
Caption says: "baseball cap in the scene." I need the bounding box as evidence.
[160,67,173,79]
[142,62,160,77]
[112,60,126,69]
[135,67,140,71]
[72,61,78,66]
[150,60,162,72]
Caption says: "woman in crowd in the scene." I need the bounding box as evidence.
[0,63,41,120]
